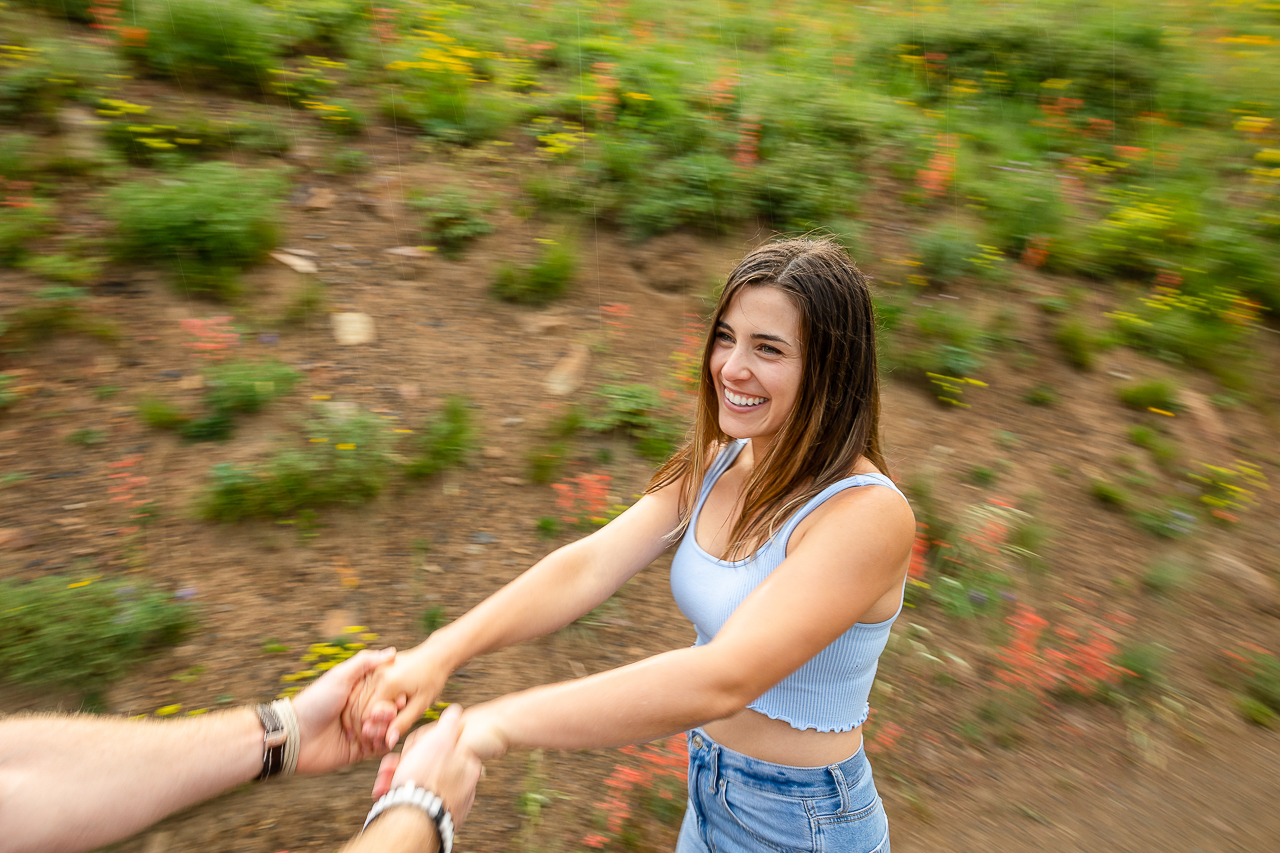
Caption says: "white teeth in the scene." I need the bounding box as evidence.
[726,390,766,407]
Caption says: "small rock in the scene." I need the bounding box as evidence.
[304,187,337,210]
[463,543,487,555]
[258,333,279,346]
[1181,389,1228,446]
[159,369,183,380]
[385,246,432,258]
[472,532,497,545]
[519,310,571,336]
[62,502,87,510]
[0,528,34,551]
[498,476,526,487]
[331,243,355,251]
[1210,553,1280,615]
[177,374,203,391]
[320,609,358,640]
[332,312,376,345]
[627,647,646,656]
[270,251,318,275]
[304,234,328,240]
[481,446,506,459]
[279,247,319,258]
[398,383,420,401]
[568,660,587,678]
[501,417,525,427]
[544,343,589,396]
[423,564,444,573]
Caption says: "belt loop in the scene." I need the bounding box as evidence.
[706,739,721,795]
[828,764,851,814]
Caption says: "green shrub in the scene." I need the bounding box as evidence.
[173,360,299,442]
[971,170,1067,254]
[1242,650,1280,718]
[586,384,683,461]
[1126,425,1179,469]
[1140,555,1193,597]
[0,132,37,178]
[138,397,188,430]
[421,605,447,637]
[492,238,577,306]
[107,161,286,298]
[203,412,391,522]
[129,0,281,90]
[1022,384,1059,406]
[1110,285,1255,383]
[1,285,117,345]
[21,252,102,284]
[914,221,981,285]
[0,374,18,411]
[1055,317,1103,371]
[325,148,370,175]
[410,189,494,260]
[0,576,192,693]
[1115,642,1166,693]
[1118,379,1181,413]
[0,39,120,123]
[528,442,568,485]
[406,396,475,478]
[1088,478,1130,510]
[384,63,517,145]
[0,200,54,267]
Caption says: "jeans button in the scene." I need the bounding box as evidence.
[692,734,704,749]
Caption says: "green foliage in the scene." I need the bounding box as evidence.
[270,0,371,55]
[410,189,494,260]
[129,0,282,90]
[0,374,18,411]
[107,162,286,298]
[970,169,1067,254]
[421,605,447,637]
[1109,286,1256,383]
[1118,379,1181,413]
[1115,642,1166,693]
[325,148,370,175]
[1088,478,1131,510]
[535,515,561,539]
[1240,649,1280,719]
[968,465,998,487]
[528,442,568,485]
[586,384,683,461]
[1127,425,1179,469]
[0,200,54,267]
[492,238,577,306]
[406,396,475,478]
[914,221,982,285]
[1,285,118,346]
[138,397,187,430]
[0,39,121,122]
[203,360,300,418]
[203,412,391,521]
[1055,317,1103,371]
[20,252,102,284]
[0,132,37,178]
[1022,384,1059,406]
[67,427,105,447]
[0,576,192,692]
[1140,555,1193,597]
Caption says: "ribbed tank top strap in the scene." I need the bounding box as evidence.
[774,472,910,553]
[692,439,749,519]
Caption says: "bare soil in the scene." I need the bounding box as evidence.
[2,111,1280,853]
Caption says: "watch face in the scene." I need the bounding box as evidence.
[265,729,288,748]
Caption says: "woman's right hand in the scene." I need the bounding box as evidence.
[346,645,452,750]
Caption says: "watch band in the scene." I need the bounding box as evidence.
[255,703,287,781]
[363,781,455,853]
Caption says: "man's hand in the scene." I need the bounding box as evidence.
[344,645,451,751]
[294,647,397,775]
[371,705,482,828]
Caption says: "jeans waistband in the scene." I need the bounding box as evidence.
[687,727,869,798]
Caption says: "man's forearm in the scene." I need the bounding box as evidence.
[341,806,440,853]
[0,708,262,853]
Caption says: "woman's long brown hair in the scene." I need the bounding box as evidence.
[647,237,888,559]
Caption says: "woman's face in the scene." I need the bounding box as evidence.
[708,285,804,451]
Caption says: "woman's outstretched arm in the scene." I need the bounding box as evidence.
[348,481,686,748]
[456,484,914,758]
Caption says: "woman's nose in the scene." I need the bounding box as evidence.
[722,345,752,380]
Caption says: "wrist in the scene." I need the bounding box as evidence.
[419,627,467,676]
[371,805,441,852]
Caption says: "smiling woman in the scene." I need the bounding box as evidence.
[350,237,912,853]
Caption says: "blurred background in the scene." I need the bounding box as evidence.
[1,0,1278,851]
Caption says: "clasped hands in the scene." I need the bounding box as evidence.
[337,645,506,802]
[295,646,483,824]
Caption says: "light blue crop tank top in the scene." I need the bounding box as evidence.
[669,439,909,733]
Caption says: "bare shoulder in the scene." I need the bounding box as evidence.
[790,477,915,556]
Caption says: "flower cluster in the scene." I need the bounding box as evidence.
[916,133,958,199]
[181,316,238,361]
[107,455,154,536]
[586,734,687,847]
[552,472,612,527]
[996,604,1129,703]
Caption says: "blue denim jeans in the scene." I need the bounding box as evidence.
[675,727,889,853]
